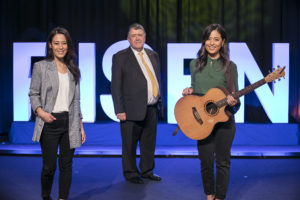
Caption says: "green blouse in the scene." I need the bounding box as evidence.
[190,57,238,94]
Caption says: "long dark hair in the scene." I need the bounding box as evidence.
[46,27,80,84]
[196,24,230,72]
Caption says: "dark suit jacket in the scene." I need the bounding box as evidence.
[111,47,162,121]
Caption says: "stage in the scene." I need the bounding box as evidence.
[0,156,300,200]
[1,121,300,200]
[1,122,299,157]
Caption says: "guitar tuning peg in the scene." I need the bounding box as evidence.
[278,78,281,81]
[277,65,280,68]
[273,80,276,83]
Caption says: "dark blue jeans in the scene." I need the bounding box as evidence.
[197,118,236,199]
[40,112,74,199]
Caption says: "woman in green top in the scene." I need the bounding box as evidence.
[182,24,239,200]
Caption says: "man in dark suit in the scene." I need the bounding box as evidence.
[111,23,162,184]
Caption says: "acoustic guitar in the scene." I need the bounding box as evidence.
[174,66,286,140]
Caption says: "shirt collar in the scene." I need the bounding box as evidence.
[131,47,145,55]
[207,56,220,63]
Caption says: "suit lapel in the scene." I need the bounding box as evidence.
[145,48,159,78]
[145,48,161,97]
[68,69,75,106]
[47,60,59,103]
[127,47,145,77]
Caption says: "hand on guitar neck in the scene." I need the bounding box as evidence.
[226,94,238,106]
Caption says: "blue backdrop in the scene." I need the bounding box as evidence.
[1,0,300,134]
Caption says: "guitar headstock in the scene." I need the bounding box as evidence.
[265,66,286,83]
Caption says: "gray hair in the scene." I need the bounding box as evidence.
[127,23,146,38]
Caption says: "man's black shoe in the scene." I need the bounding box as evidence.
[126,176,144,184]
[142,173,161,181]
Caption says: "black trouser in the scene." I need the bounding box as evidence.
[120,106,158,179]
[197,118,236,199]
[40,112,74,199]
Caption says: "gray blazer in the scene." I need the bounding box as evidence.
[29,59,82,149]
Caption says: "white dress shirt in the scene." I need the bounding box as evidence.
[131,47,160,105]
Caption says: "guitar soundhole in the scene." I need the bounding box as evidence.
[205,102,218,116]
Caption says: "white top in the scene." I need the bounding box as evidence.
[52,72,69,113]
[131,47,160,105]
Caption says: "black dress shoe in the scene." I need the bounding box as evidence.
[43,197,52,200]
[142,173,161,181]
[126,176,144,184]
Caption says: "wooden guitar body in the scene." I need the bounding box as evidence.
[174,87,229,140]
[174,66,285,140]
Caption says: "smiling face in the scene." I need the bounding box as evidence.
[49,33,68,60]
[204,30,224,59]
[127,28,146,52]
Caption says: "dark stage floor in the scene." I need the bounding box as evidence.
[1,144,300,157]
[0,156,299,200]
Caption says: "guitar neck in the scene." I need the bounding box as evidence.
[234,78,266,99]
[217,78,266,107]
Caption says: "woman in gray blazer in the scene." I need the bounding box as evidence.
[29,27,86,200]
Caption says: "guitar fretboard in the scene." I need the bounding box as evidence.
[216,78,266,107]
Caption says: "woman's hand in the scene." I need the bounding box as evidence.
[182,87,194,96]
[36,107,56,123]
[80,121,86,144]
[226,95,238,106]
